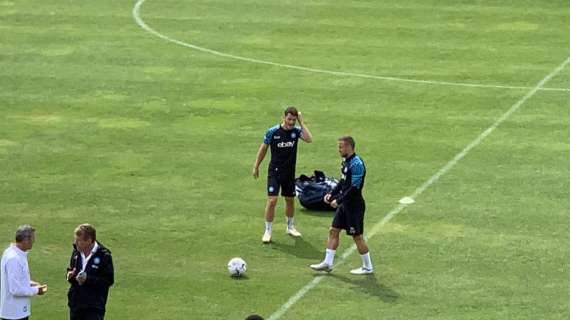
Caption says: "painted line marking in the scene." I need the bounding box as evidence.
[132,0,570,92]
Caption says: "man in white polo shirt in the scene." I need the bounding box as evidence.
[0,225,47,320]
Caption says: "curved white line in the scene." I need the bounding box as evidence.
[133,0,570,92]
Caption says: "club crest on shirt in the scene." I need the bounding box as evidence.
[93,257,100,265]
[291,133,297,139]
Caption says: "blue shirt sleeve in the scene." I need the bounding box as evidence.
[264,126,278,145]
[350,159,365,187]
[263,131,271,144]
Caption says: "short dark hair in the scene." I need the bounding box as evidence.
[75,224,96,241]
[15,225,35,242]
[338,136,356,149]
[245,315,264,320]
[284,106,298,117]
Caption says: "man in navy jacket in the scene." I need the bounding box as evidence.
[67,224,114,320]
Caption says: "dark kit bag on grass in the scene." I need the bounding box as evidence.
[295,170,338,211]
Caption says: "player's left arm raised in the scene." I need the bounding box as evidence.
[298,112,313,143]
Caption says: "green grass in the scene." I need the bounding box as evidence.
[1,0,569,319]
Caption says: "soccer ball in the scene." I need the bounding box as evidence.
[227,257,247,277]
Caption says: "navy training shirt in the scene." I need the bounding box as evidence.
[331,153,366,204]
[263,124,303,175]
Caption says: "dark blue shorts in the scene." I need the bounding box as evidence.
[267,172,296,197]
[332,200,365,236]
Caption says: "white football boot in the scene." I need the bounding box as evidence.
[286,226,302,237]
[262,231,272,243]
[349,267,373,275]
[310,261,333,272]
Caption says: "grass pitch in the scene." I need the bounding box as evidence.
[1,0,569,319]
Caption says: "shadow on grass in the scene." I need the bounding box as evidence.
[270,237,323,260]
[328,273,399,303]
[299,207,335,218]
[230,274,250,281]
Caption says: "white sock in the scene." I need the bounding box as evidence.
[265,221,272,233]
[324,248,336,266]
[361,252,372,270]
[286,217,294,229]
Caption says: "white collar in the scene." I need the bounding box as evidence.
[79,241,99,273]
[89,241,99,255]
[92,241,99,253]
[11,243,28,257]
[81,241,99,257]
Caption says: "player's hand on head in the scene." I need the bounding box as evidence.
[297,111,303,123]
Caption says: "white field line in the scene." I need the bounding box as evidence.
[132,0,570,92]
[267,57,570,320]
